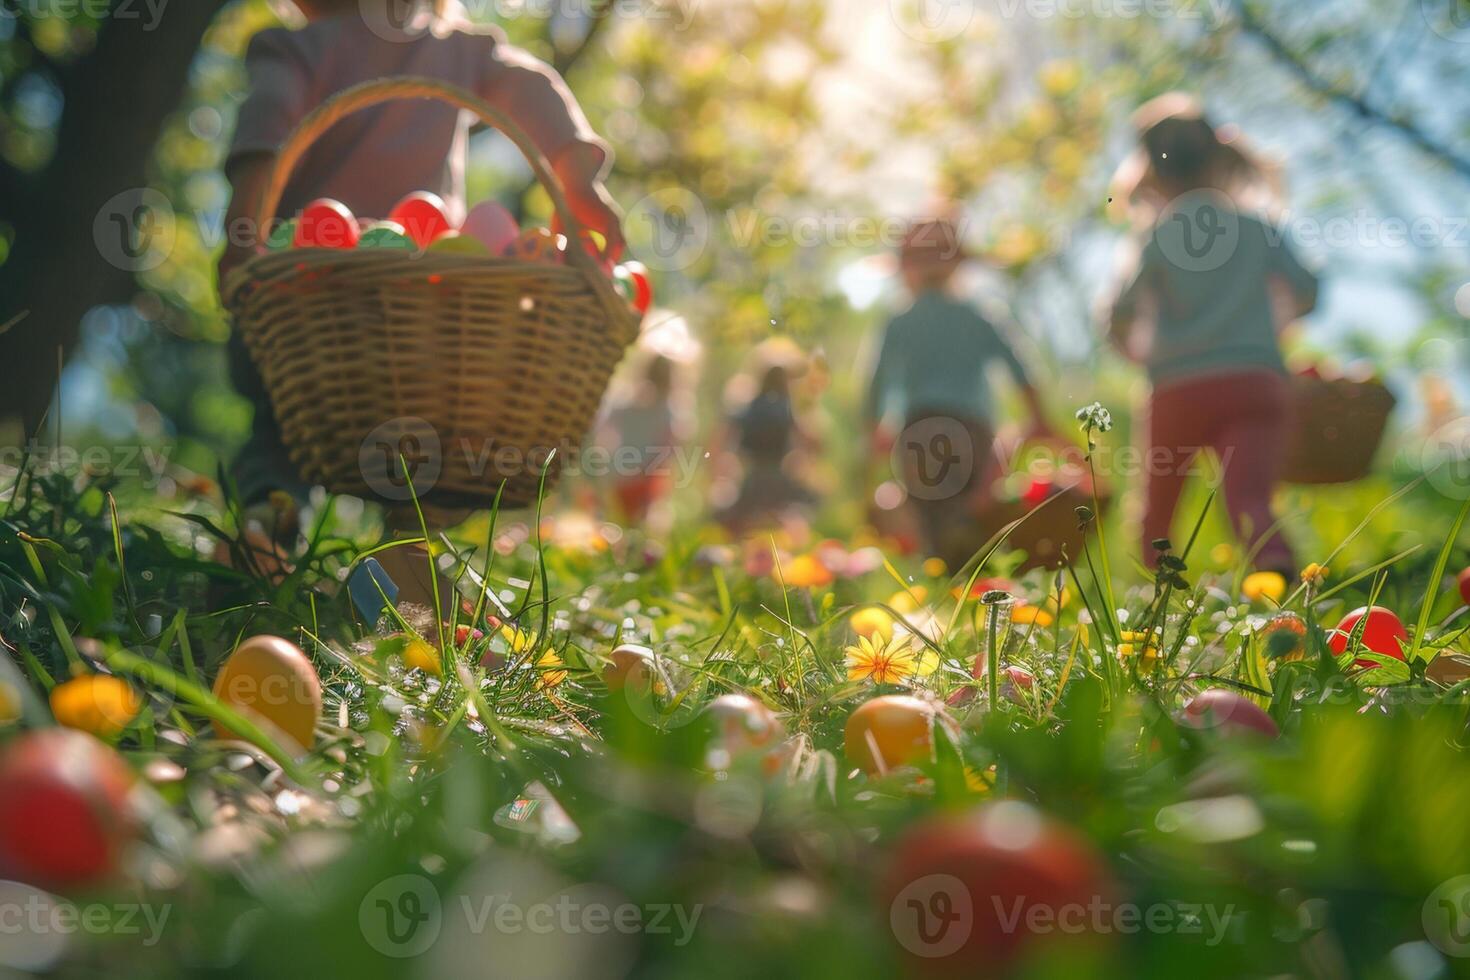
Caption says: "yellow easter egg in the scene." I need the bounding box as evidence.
[427,231,490,256]
[49,674,141,737]
[211,635,322,754]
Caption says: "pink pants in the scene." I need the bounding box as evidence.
[1143,370,1294,572]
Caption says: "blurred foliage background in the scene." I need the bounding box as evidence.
[0,0,1467,529]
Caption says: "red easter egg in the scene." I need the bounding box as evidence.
[1327,605,1408,668]
[1458,567,1470,607]
[621,260,653,313]
[882,802,1117,975]
[293,198,359,249]
[1022,478,1052,507]
[389,191,453,248]
[1179,688,1279,739]
[0,729,138,889]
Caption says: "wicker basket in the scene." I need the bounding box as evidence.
[973,439,1110,572]
[1282,377,1396,485]
[222,78,639,510]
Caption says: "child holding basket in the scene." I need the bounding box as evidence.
[1107,93,1318,574]
[216,0,622,597]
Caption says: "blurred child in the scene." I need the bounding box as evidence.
[867,219,1052,568]
[216,0,621,597]
[715,340,818,533]
[1107,93,1318,574]
[598,354,691,529]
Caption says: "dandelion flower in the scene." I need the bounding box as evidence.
[845,635,937,685]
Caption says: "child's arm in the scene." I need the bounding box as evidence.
[1105,246,1156,362]
[1266,231,1319,326]
[983,315,1055,440]
[865,320,902,445]
[218,154,272,286]
[219,30,307,287]
[481,45,623,257]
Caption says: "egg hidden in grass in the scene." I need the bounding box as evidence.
[1327,605,1408,668]
[460,201,520,254]
[49,674,142,738]
[0,728,139,890]
[388,191,453,248]
[844,694,936,775]
[211,635,322,755]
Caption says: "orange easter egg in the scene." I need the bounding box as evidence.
[211,635,322,754]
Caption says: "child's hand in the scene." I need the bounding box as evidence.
[563,183,625,262]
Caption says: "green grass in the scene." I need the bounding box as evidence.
[2,452,1470,979]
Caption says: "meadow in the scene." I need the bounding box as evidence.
[3,410,1470,979]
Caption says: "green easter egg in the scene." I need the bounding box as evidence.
[611,267,636,303]
[357,224,418,251]
[427,232,490,256]
[267,219,298,251]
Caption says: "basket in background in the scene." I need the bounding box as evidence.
[222,78,640,511]
[1282,377,1396,485]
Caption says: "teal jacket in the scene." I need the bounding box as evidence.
[1114,192,1319,384]
[867,291,1030,425]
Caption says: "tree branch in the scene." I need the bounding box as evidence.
[1232,1,1470,180]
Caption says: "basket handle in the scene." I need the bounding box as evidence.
[254,75,630,326]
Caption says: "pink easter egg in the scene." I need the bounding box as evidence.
[460,202,520,255]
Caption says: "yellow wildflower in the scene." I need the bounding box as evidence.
[1300,563,1330,586]
[921,557,948,578]
[850,606,894,641]
[845,635,937,685]
[1012,605,1054,628]
[779,553,834,589]
[1242,571,1287,603]
[403,637,441,676]
[535,651,568,690]
[49,674,141,737]
[889,587,928,614]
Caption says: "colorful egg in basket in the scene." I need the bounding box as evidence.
[222,78,639,509]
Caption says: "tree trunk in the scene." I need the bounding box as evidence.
[0,1,228,437]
